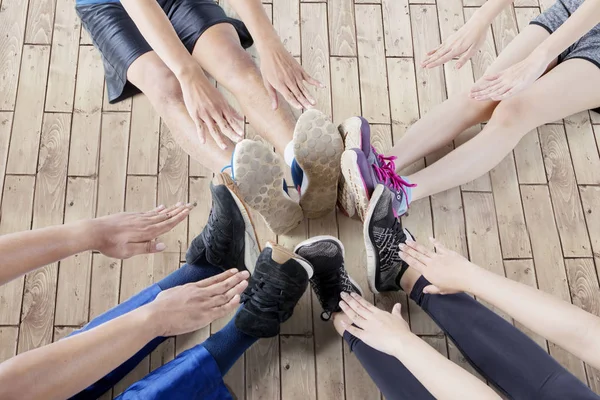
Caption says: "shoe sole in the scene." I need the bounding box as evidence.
[294,235,363,296]
[233,140,303,236]
[294,110,344,219]
[340,150,371,221]
[337,117,367,218]
[266,241,314,278]
[215,173,260,274]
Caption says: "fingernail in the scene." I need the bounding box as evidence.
[176,202,183,207]
[399,243,406,249]
[155,243,166,251]
[230,268,239,273]
[158,204,165,209]
[340,292,348,299]
[186,202,194,208]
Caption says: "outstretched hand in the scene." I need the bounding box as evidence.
[399,238,479,294]
[92,203,194,259]
[339,292,411,356]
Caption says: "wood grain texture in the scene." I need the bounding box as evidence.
[281,335,317,400]
[514,128,547,184]
[25,0,56,44]
[329,0,356,56]
[564,111,600,185]
[0,327,18,363]
[382,0,412,56]
[387,58,419,142]
[273,0,300,57]
[330,56,361,123]
[0,112,13,198]
[0,0,29,110]
[246,337,280,400]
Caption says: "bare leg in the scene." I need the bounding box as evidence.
[191,23,296,154]
[127,52,232,173]
[409,59,600,200]
[389,25,552,171]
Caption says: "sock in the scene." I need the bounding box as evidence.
[202,308,258,375]
[156,257,222,291]
[284,141,295,167]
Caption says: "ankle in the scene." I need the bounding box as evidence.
[332,312,350,337]
[399,267,422,294]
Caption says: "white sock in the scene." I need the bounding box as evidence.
[284,141,295,167]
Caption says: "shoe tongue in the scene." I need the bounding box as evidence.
[290,159,306,194]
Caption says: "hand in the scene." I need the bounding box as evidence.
[422,16,488,69]
[470,50,550,101]
[91,203,193,259]
[338,292,411,356]
[399,237,479,294]
[147,269,249,337]
[259,40,323,110]
[179,65,244,149]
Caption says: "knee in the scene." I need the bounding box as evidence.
[152,67,183,104]
[455,91,497,122]
[488,96,529,130]
[221,49,262,93]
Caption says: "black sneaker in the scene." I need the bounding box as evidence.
[364,184,414,293]
[295,236,362,321]
[235,242,313,338]
[186,173,260,273]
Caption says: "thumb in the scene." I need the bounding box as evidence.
[423,285,442,295]
[391,303,403,318]
[264,79,278,110]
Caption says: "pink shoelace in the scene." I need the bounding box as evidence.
[372,148,416,205]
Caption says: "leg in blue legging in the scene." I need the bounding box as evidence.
[116,312,257,400]
[68,257,222,400]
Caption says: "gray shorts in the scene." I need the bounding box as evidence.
[531,0,600,112]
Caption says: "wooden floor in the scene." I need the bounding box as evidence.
[1,0,600,398]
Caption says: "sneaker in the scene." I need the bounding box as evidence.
[363,184,414,293]
[186,173,260,273]
[235,242,313,338]
[232,139,304,235]
[292,109,344,219]
[339,116,414,220]
[294,236,362,321]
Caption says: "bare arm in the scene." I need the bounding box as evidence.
[400,239,600,370]
[0,269,248,400]
[339,294,500,400]
[0,204,191,286]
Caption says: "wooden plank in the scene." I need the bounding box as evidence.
[18,113,71,354]
[330,57,361,123]
[0,327,18,363]
[68,45,104,176]
[6,45,51,174]
[0,0,29,110]
[591,110,600,125]
[580,186,600,257]
[103,82,132,112]
[300,3,332,116]
[54,177,97,325]
[329,0,356,57]
[503,259,548,349]
[491,7,519,53]
[565,258,600,392]
[0,112,13,198]
[514,128,547,184]
[89,253,121,320]
[120,176,157,302]
[25,0,56,44]
[514,0,539,7]
[53,326,76,342]
[128,94,160,175]
[564,111,600,185]
[45,0,80,112]
[280,335,317,400]
[539,124,591,257]
[431,188,467,256]
[514,7,541,30]
[158,121,188,262]
[422,335,448,357]
[356,4,390,124]
[114,356,150,397]
[150,336,175,372]
[0,176,35,325]
[520,184,587,379]
[382,0,412,57]
[387,58,419,142]
[246,337,280,400]
[273,0,300,57]
[80,26,93,46]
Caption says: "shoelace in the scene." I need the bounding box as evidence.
[243,277,292,321]
[203,210,228,255]
[372,148,416,203]
[313,270,343,321]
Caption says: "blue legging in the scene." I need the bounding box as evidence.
[68,260,255,399]
[345,276,599,400]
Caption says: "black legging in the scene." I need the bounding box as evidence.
[345,276,599,400]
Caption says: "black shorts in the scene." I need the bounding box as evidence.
[76,0,253,103]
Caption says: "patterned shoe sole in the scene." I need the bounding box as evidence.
[233,139,304,235]
[214,172,261,274]
[336,117,364,218]
[294,110,344,219]
[340,150,370,222]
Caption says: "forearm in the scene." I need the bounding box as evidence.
[465,267,600,368]
[0,306,158,400]
[120,0,199,77]
[227,0,279,51]
[536,0,600,61]
[392,333,499,399]
[0,221,93,285]
[475,0,515,23]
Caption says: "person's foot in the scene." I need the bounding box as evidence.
[339,116,414,220]
[186,173,260,273]
[232,139,304,235]
[363,184,414,293]
[294,236,362,321]
[291,109,344,219]
[235,242,313,338]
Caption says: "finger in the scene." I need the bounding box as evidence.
[391,303,402,318]
[471,76,500,94]
[399,243,432,266]
[205,117,228,150]
[297,80,316,107]
[146,204,166,215]
[492,86,517,101]
[404,239,435,259]
[195,268,240,288]
[264,79,279,110]
[147,203,187,223]
[424,46,456,68]
[203,270,250,297]
[148,206,191,236]
[471,80,505,99]
[456,46,476,70]
[302,70,324,88]
[338,301,365,328]
[349,292,378,313]
[340,320,365,340]
[212,294,242,319]
[481,84,511,101]
[429,237,451,255]
[399,250,427,272]
[194,118,206,145]
[423,285,442,295]
[207,279,248,307]
[224,108,244,139]
[422,44,445,65]
[286,81,310,109]
[340,292,372,319]
[214,114,240,144]
[124,240,167,258]
[425,44,442,57]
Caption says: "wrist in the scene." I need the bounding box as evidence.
[69,219,97,252]
[391,331,419,359]
[137,303,166,338]
[173,59,203,81]
[461,263,487,294]
[255,32,282,54]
